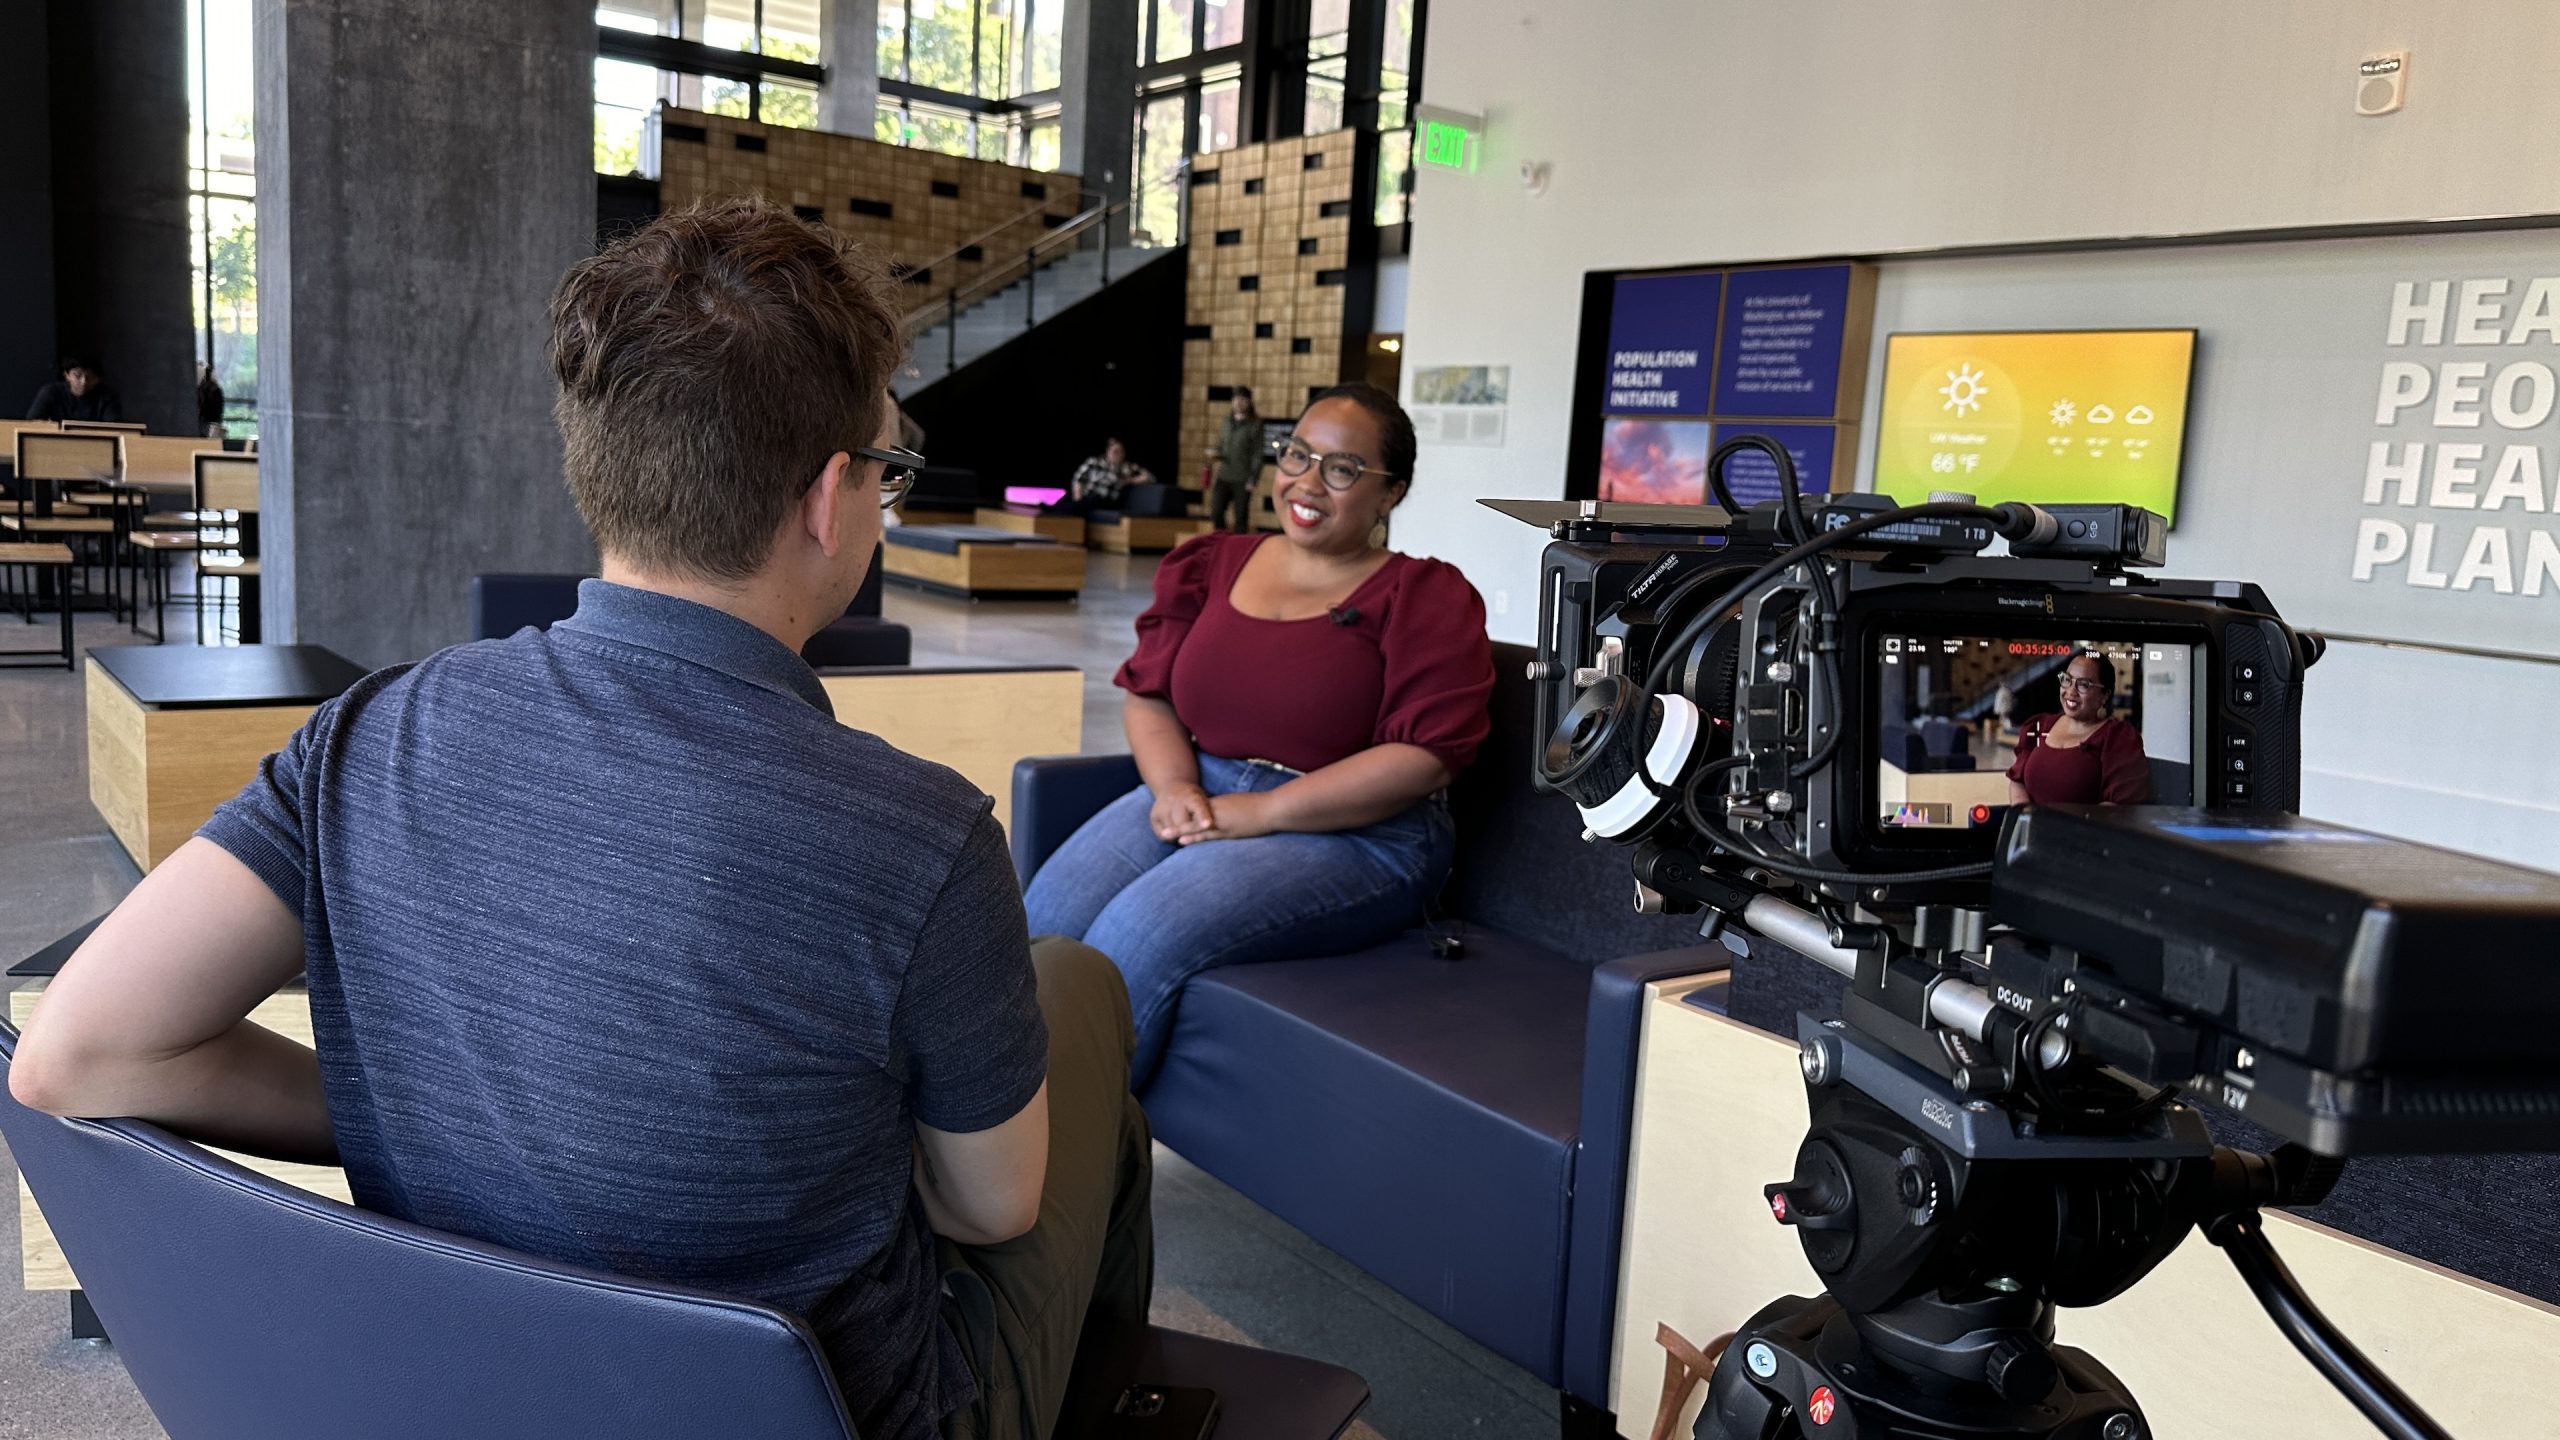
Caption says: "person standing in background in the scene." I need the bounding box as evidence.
[197,362,228,438]
[27,356,122,423]
[1206,388,1262,532]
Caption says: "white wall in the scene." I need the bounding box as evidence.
[1399,1,2560,868]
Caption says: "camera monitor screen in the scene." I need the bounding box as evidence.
[1873,633,2200,832]
[1871,329,2197,524]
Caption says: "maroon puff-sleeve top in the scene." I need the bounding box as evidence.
[1114,533,1496,776]
[2005,714,2153,805]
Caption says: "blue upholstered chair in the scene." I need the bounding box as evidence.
[475,558,913,666]
[0,1027,1368,1440]
[1010,642,1735,1427]
[468,572,584,640]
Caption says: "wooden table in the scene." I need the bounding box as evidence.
[86,644,367,871]
[817,665,1082,832]
[1609,975,2560,1440]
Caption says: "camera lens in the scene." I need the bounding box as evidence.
[1541,675,1706,841]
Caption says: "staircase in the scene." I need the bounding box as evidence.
[897,244,1136,397]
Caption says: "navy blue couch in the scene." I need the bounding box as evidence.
[1012,642,1739,1425]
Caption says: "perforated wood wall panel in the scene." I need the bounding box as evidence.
[654,107,1083,313]
[1178,129,1359,485]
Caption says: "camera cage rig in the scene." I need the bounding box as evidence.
[1487,438,2560,1440]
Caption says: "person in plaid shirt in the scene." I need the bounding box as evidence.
[1054,438,1155,515]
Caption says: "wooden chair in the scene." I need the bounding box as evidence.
[194,454,260,644]
[6,432,124,615]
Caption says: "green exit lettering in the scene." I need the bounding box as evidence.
[1420,120,1470,170]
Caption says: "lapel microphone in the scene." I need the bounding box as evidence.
[1327,605,1361,627]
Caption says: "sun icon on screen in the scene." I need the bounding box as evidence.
[2049,399,2076,426]
[1938,364,1988,416]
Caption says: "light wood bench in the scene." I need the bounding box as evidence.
[1090,515,1210,554]
[882,525,1084,600]
[974,504,1088,546]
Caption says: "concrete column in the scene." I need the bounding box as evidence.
[1060,0,1139,221]
[0,5,56,405]
[816,0,881,138]
[254,0,598,667]
[47,0,193,435]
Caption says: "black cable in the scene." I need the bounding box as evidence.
[1644,501,2000,692]
[2205,1213,2451,1440]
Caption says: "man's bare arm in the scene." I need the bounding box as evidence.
[10,838,336,1165]
[915,1081,1048,1245]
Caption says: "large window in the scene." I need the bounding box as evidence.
[1303,0,1348,134]
[875,0,1068,168]
[1375,0,1416,225]
[1131,90,1190,247]
[595,0,822,173]
[881,0,1056,101]
[187,0,257,435]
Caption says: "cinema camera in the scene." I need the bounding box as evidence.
[1491,438,2560,1440]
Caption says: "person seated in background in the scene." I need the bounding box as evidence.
[2007,649,2153,806]
[12,197,1153,1440]
[1050,437,1154,516]
[1024,382,1496,1089]
[27,355,122,423]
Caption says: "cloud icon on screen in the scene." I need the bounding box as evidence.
[2126,405,2155,425]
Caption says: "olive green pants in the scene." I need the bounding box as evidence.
[940,939,1155,1440]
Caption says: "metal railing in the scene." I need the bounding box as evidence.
[904,192,1130,376]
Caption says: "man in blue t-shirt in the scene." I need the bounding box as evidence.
[14,198,1153,1440]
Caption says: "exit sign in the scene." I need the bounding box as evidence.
[1413,105,1483,173]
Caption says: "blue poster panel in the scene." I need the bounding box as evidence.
[1705,422,1842,505]
[1603,271,1724,417]
[1711,264,1856,419]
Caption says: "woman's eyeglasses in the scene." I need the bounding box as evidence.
[1271,436,1394,492]
[2058,677,2109,695]
[854,445,926,509]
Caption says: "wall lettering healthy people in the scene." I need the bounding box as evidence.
[2355,277,2560,594]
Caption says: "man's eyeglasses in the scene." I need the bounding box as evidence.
[1271,436,1394,492]
[2058,676,2110,695]
[855,445,926,509]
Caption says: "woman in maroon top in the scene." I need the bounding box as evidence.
[2006,650,2153,806]
[1022,383,1496,1087]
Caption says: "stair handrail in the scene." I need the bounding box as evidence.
[902,193,1127,340]
[895,188,1104,317]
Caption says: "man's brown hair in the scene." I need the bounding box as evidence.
[550,198,904,580]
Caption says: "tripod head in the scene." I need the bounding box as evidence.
[1626,811,2539,1439]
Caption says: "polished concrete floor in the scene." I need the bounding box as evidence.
[0,553,1558,1440]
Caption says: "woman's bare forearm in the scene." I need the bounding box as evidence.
[1260,743,1448,832]
[1123,694,1202,794]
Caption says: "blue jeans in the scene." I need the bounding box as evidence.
[1021,754,1457,1089]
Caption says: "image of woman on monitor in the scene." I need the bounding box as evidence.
[2006,650,2154,807]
